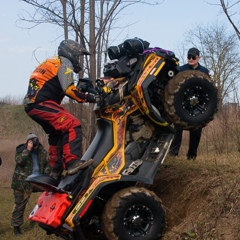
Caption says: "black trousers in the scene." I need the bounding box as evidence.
[170,126,202,159]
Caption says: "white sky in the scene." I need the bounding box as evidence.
[0,0,231,99]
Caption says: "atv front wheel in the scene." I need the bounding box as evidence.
[164,70,218,130]
[102,187,165,240]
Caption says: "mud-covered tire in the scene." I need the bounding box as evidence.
[164,70,218,130]
[102,187,165,240]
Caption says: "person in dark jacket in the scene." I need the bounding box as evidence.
[23,40,98,179]
[11,133,51,236]
[169,47,211,160]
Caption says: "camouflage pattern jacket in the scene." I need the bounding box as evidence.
[11,143,51,191]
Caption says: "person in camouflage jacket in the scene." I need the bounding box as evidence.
[11,133,51,236]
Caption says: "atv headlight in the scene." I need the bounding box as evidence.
[108,43,126,60]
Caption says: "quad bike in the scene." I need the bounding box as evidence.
[27,38,218,240]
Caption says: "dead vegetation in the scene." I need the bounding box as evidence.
[152,156,240,239]
[0,104,240,239]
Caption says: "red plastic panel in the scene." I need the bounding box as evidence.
[29,191,72,228]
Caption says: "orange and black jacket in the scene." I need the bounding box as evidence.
[25,56,95,104]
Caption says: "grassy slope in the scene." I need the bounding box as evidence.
[0,188,57,239]
[0,104,239,239]
[0,104,53,239]
[1,157,239,240]
[154,156,240,239]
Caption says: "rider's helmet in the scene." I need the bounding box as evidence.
[58,39,91,73]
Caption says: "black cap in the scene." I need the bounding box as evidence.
[188,47,200,57]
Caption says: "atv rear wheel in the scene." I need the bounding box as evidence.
[102,187,165,240]
[164,70,218,130]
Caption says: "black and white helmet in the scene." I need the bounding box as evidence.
[58,39,90,73]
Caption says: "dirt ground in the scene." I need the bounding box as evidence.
[148,157,240,240]
[0,153,239,240]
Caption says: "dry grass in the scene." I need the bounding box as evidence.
[0,105,56,239]
[1,155,239,239]
[154,155,240,240]
[0,184,58,239]
[0,104,240,239]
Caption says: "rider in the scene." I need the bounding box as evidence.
[24,39,97,179]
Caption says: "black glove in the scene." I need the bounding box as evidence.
[87,93,98,103]
[95,93,108,105]
[95,95,101,103]
[78,78,98,95]
[86,93,104,104]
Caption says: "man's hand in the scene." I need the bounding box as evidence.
[78,78,98,95]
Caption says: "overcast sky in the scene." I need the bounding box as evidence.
[0,0,231,99]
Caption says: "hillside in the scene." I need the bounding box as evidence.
[0,104,239,239]
[152,156,240,239]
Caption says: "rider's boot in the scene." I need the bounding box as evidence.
[49,168,62,181]
[49,160,64,181]
[66,159,94,175]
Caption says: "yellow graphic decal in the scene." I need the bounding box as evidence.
[66,174,121,227]
[65,67,73,75]
[92,97,138,177]
[60,116,66,123]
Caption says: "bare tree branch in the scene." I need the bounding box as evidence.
[183,22,240,105]
[220,0,240,40]
[18,0,163,147]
